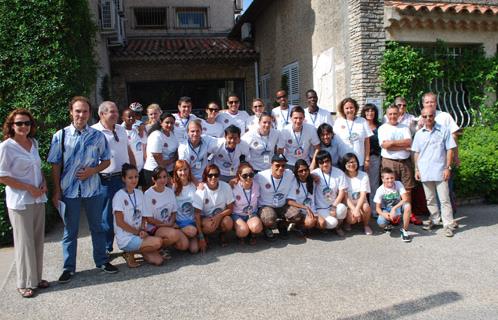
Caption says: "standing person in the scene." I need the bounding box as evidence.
[361,104,382,216]
[340,153,373,235]
[241,112,280,172]
[412,107,458,237]
[122,108,146,188]
[143,113,178,187]
[231,163,263,245]
[255,154,298,241]
[304,89,333,128]
[245,98,267,132]
[210,125,250,182]
[311,150,348,235]
[201,102,224,138]
[277,106,320,169]
[383,97,416,133]
[174,96,198,143]
[145,103,162,133]
[92,101,135,254]
[333,98,372,170]
[48,96,117,284]
[113,164,164,268]
[217,93,250,133]
[378,104,420,225]
[310,123,341,169]
[272,89,294,131]
[0,109,48,298]
[178,119,218,180]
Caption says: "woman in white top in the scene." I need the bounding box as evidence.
[0,109,48,298]
[333,98,372,171]
[340,153,373,235]
[144,166,189,254]
[145,103,162,133]
[143,113,178,188]
[172,160,203,253]
[231,163,263,245]
[113,164,163,268]
[245,98,266,132]
[193,164,234,248]
[201,102,224,138]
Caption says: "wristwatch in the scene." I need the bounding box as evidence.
[446,166,452,171]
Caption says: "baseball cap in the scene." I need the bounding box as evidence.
[271,153,288,163]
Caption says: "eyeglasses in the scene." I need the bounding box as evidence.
[207,173,220,179]
[228,101,239,104]
[207,108,220,112]
[318,159,331,164]
[276,95,287,99]
[253,104,264,108]
[13,120,32,127]
[241,172,255,179]
[112,130,119,142]
[396,104,407,107]
[422,114,434,119]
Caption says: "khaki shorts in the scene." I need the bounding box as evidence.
[381,157,415,190]
[258,205,302,227]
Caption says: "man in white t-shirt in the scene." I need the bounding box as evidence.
[383,97,416,134]
[255,154,301,241]
[272,89,294,131]
[174,96,198,143]
[217,94,250,133]
[304,89,333,128]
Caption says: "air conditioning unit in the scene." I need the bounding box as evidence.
[241,22,253,41]
[100,0,116,32]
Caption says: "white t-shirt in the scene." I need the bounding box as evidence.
[92,122,130,174]
[217,110,250,133]
[112,189,149,249]
[278,123,320,165]
[345,171,370,200]
[144,130,179,172]
[210,139,250,177]
[304,107,333,128]
[435,110,459,134]
[377,123,412,160]
[255,169,294,208]
[272,105,294,131]
[201,119,224,138]
[373,181,406,209]
[143,187,177,227]
[178,136,218,180]
[174,183,197,223]
[311,167,347,210]
[245,115,260,133]
[193,181,234,217]
[287,179,316,211]
[241,128,280,171]
[0,138,47,210]
[333,117,373,165]
[232,182,260,216]
[125,128,146,171]
[173,114,198,143]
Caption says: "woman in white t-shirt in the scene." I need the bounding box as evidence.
[145,103,162,133]
[143,113,178,188]
[340,153,373,235]
[172,160,203,253]
[144,166,189,254]
[245,98,266,132]
[112,164,163,268]
[193,164,234,248]
[231,163,263,245]
[201,102,224,138]
[0,109,48,298]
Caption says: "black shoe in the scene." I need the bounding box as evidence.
[278,226,289,240]
[263,228,276,242]
[58,270,74,284]
[99,262,118,274]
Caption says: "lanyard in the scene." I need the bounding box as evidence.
[271,175,283,193]
[242,186,252,207]
[180,115,190,128]
[188,139,202,160]
[300,182,309,198]
[310,109,318,125]
[345,117,355,139]
[225,145,235,164]
[127,190,137,212]
[292,128,302,146]
[280,108,289,125]
[259,132,269,152]
[321,169,332,189]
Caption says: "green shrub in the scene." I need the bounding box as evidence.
[454,125,498,202]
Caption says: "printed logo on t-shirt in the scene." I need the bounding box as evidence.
[204,198,209,204]
[288,139,292,144]
[163,143,168,148]
[265,183,271,189]
[296,188,300,194]
[253,141,259,147]
[203,127,207,132]
[152,199,157,205]
[160,208,169,220]
[190,155,195,161]
[224,119,229,123]
[181,202,193,216]
[124,199,129,206]
[235,195,241,200]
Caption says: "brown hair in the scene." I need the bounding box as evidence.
[68,96,91,111]
[2,109,36,140]
[337,97,359,118]
[234,162,255,184]
[172,160,195,196]
[202,164,220,182]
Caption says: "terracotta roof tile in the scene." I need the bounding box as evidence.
[386,1,498,15]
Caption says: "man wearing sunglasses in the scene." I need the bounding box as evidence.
[383,97,416,134]
[92,101,136,254]
[412,107,457,237]
[217,93,250,133]
[255,153,302,240]
[272,89,294,131]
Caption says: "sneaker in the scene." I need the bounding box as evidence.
[263,228,276,242]
[383,224,393,232]
[278,226,289,240]
[287,222,296,232]
[422,221,433,231]
[99,262,119,274]
[58,270,74,284]
[335,228,345,237]
[364,225,373,235]
[400,228,411,242]
[448,221,459,230]
[443,227,454,237]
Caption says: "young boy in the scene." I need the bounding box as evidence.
[373,167,412,242]
[210,125,250,182]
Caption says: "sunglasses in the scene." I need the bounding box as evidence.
[318,159,331,164]
[396,104,407,107]
[422,114,434,119]
[253,104,264,108]
[207,108,220,112]
[207,173,220,178]
[13,120,32,127]
[241,172,255,179]
[276,95,287,99]
[112,130,119,142]
[228,101,239,104]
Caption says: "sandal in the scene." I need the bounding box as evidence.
[18,288,35,298]
[160,249,172,260]
[248,234,257,246]
[123,252,140,268]
[37,280,50,289]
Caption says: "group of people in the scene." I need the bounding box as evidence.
[0,89,460,298]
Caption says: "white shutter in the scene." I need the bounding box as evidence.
[282,62,300,105]
[259,74,271,107]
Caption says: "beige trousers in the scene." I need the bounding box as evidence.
[422,181,454,227]
[8,203,45,289]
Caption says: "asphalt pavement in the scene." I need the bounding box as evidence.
[0,204,497,320]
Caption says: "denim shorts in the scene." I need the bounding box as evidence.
[122,235,143,252]
[231,213,249,222]
[177,219,196,229]
[376,206,403,226]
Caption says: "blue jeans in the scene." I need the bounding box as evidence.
[100,175,123,252]
[62,195,108,272]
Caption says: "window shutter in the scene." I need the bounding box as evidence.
[282,62,299,105]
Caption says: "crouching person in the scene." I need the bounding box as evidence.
[113,164,164,268]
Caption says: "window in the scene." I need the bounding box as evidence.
[282,62,300,105]
[259,74,271,107]
[176,8,208,29]
[134,7,167,29]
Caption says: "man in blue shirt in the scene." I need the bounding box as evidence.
[48,96,118,283]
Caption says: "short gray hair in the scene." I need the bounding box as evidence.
[98,101,117,115]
